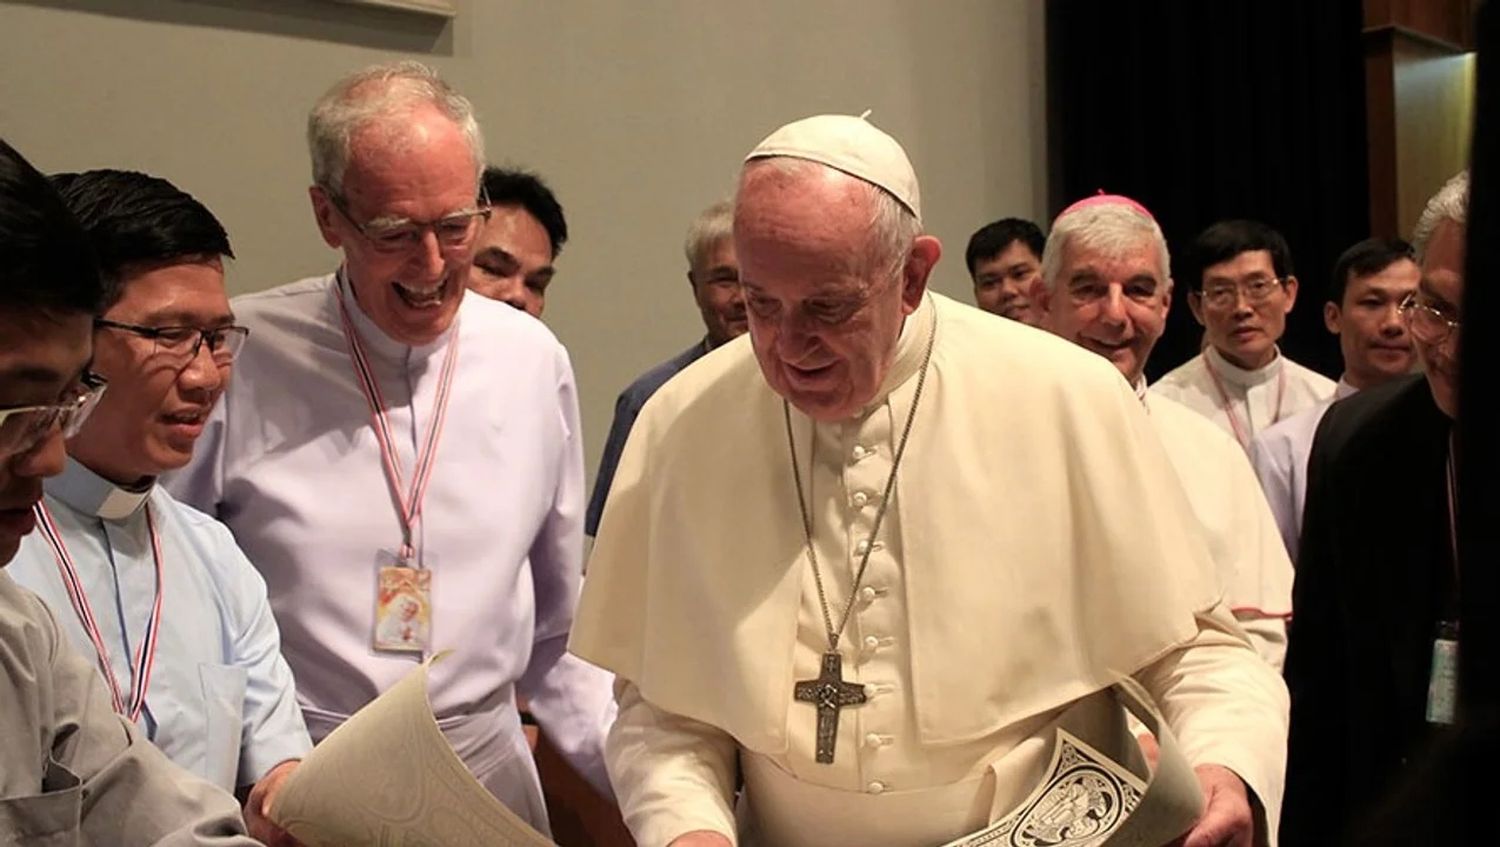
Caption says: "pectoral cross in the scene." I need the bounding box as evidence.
[793,651,867,763]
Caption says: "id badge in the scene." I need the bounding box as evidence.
[374,561,432,653]
[1425,621,1460,725]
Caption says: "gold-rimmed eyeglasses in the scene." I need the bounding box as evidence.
[324,187,492,256]
[1400,293,1461,345]
[1199,275,1286,310]
[0,372,108,457]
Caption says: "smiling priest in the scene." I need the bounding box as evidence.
[570,115,1289,847]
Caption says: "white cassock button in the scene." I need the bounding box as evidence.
[863,635,881,652]
[859,585,878,604]
[851,445,869,461]
[865,732,883,748]
[855,539,871,555]
[852,491,869,508]
[867,781,886,795]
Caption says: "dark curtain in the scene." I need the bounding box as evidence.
[1047,0,1370,382]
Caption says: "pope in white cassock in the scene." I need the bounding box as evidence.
[1031,193,1294,670]
[167,61,614,834]
[570,115,1289,847]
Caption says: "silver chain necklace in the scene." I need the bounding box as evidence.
[784,307,936,763]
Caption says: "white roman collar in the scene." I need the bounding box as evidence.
[45,456,152,521]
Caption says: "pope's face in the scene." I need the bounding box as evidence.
[311,106,480,346]
[469,204,555,318]
[0,308,92,564]
[1413,220,1465,418]
[69,259,233,485]
[1326,257,1419,389]
[973,240,1042,325]
[1037,238,1170,386]
[736,163,938,422]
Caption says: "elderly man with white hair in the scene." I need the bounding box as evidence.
[167,61,614,833]
[1281,170,1470,846]
[571,116,1288,847]
[1033,194,1295,670]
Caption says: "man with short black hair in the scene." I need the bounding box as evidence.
[1249,237,1420,560]
[1151,220,1335,450]
[965,217,1045,324]
[0,138,253,845]
[8,168,311,843]
[470,166,567,317]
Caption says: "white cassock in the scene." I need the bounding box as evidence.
[167,272,615,833]
[1247,379,1359,562]
[1150,347,1335,452]
[1137,387,1295,669]
[571,294,1289,847]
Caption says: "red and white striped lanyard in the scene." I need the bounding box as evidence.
[1204,357,1286,450]
[33,501,165,722]
[334,284,460,564]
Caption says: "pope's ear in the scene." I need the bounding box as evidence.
[309,185,344,250]
[901,235,942,312]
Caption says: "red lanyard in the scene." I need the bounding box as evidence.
[1204,356,1286,450]
[334,284,460,564]
[34,501,164,722]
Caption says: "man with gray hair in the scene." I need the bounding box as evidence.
[168,61,614,832]
[1282,170,1470,846]
[572,116,1287,846]
[1033,194,1294,670]
[584,199,746,537]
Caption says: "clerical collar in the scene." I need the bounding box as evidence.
[858,292,935,415]
[335,268,459,364]
[44,456,153,521]
[1333,377,1359,400]
[1204,344,1281,389]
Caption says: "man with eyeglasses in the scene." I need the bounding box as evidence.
[1,139,256,844]
[1247,237,1420,562]
[7,168,311,845]
[1034,194,1294,672]
[167,61,615,833]
[1281,171,1469,846]
[1151,220,1336,452]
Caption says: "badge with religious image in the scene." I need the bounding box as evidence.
[374,566,432,653]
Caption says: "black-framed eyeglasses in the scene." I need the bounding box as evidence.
[1199,275,1286,310]
[1400,293,1461,345]
[0,371,108,457]
[323,186,492,256]
[94,319,250,365]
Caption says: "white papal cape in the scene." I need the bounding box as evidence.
[571,294,1288,846]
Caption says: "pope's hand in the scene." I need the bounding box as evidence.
[667,831,733,847]
[1167,764,1254,847]
[245,759,304,847]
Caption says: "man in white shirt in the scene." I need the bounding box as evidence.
[167,61,614,834]
[1151,220,1335,450]
[572,114,1288,847]
[1034,193,1294,668]
[7,168,310,844]
[1248,237,1419,561]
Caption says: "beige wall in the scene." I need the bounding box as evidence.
[0,0,1047,487]
[1392,41,1474,238]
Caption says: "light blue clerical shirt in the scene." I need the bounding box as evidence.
[9,457,311,791]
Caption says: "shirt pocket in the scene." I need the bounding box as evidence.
[198,663,249,791]
[0,757,83,847]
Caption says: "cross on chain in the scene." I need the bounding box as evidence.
[793,651,868,763]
